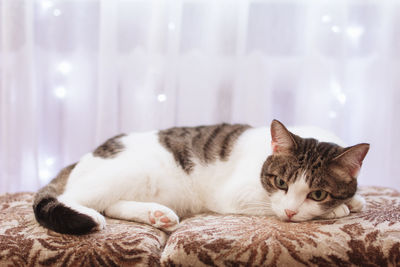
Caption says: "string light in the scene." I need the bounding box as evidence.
[53,9,62,16]
[39,169,52,180]
[57,61,72,74]
[39,158,56,183]
[346,26,364,40]
[330,81,347,105]
[331,25,341,33]
[336,93,347,104]
[41,0,54,10]
[54,86,67,98]
[45,157,55,166]
[157,94,167,102]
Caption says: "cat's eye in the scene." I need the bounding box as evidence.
[308,190,328,201]
[274,176,288,190]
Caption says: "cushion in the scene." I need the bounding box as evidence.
[161,186,400,266]
[1,187,399,266]
[0,193,167,266]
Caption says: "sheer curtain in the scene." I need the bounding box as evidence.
[1,0,399,194]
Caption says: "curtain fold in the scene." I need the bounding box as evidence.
[96,0,118,143]
[0,0,399,193]
[1,0,38,192]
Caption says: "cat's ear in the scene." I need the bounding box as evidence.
[331,143,370,179]
[270,119,297,154]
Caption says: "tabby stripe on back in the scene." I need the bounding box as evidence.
[163,135,195,173]
[158,123,251,174]
[220,125,250,160]
[203,125,224,163]
[93,134,127,159]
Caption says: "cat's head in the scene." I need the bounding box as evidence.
[261,120,369,222]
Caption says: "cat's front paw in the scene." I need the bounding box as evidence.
[148,207,179,232]
[92,212,107,231]
[346,194,365,213]
[321,203,350,219]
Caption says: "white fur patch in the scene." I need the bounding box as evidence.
[104,200,179,231]
[270,174,325,221]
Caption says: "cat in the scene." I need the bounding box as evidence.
[33,120,369,235]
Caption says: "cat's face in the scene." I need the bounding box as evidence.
[261,120,369,222]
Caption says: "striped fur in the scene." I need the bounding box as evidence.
[93,134,126,159]
[158,123,251,173]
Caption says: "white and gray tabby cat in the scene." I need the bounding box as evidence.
[33,120,369,235]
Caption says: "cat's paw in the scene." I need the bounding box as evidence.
[346,194,365,213]
[321,203,350,219]
[91,212,107,230]
[148,207,179,232]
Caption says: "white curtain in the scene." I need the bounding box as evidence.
[1,0,399,194]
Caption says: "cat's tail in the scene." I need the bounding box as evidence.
[33,196,101,235]
[32,163,103,235]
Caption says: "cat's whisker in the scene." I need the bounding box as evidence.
[240,206,272,212]
[239,201,270,206]
[241,202,271,208]
[241,206,271,210]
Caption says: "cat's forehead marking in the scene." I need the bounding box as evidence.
[293,140,346,184]
[284,174,311,212]
[286,168,303,184]
[289,172,310,193]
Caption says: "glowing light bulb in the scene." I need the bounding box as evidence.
[337,93,347,104]
[321,15,331,23]
[53,9,62,16]
[45,158,55,166]
[57,61,71,74]
[39,169,51,180]
[346,26,364,40]
[54,86,67,98]
[330,81,347,105]
[41,0,54,10]
[331,25,341,33]
[157,94,167,102]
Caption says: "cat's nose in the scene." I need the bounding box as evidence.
[285,209,297,219]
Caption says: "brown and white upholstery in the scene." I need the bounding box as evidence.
[1,186,399,266]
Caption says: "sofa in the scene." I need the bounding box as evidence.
[1,186,399,266]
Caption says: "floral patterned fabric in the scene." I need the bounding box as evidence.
[162,187,400,266]
[1,187,400,267]
[0,193,167,266]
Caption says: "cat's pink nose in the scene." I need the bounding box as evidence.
[285,209,297,219]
